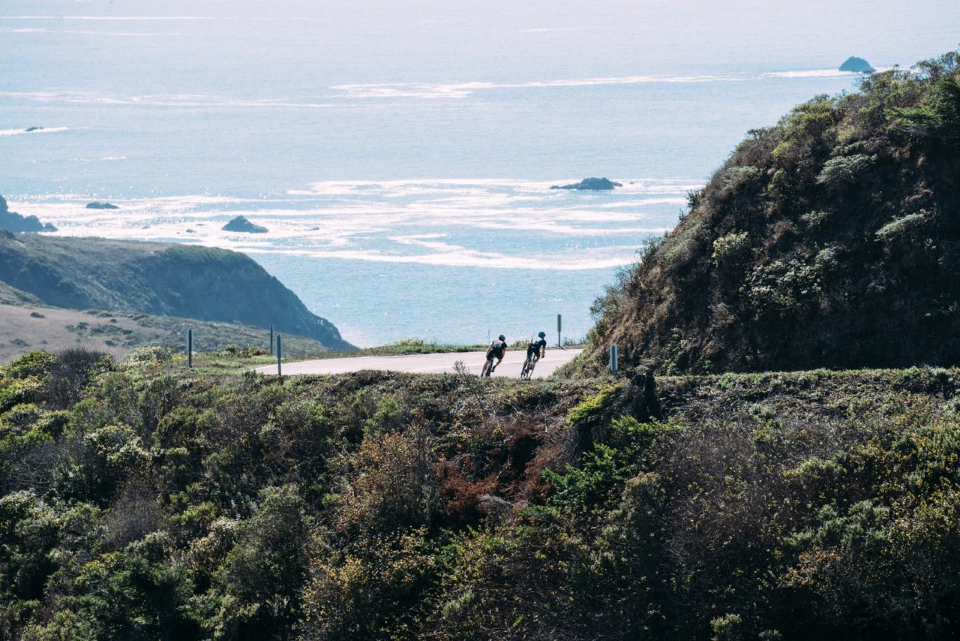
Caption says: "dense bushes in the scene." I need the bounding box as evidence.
[5,351,960,637]
[580,50,960,375]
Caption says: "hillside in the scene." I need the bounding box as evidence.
[0,281,41,306]
[3,353,960,638]
[0,303,329,363]
[0,232,353,351]
[581,51,960,375]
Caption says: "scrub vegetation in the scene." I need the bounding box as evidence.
[0,304,328,364]
[3,350,960,639]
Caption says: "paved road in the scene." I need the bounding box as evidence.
[256,348,582,378]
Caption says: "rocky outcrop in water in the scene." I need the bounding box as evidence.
[86,202,119,210]
[222,216,268,233]
[0,195,57,232]
[839,56,875,73]
[551,177,622,191]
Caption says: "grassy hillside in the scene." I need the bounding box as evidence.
[0,303,329,363]
[0,231,353,351]
[580,51,960,375]
[3,352,960,638]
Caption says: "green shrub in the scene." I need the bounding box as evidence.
[565,384,621,431]
[712,231,751,266]
[815,153,876,187]
[721,166,762,196]
[875,210,929,246]
[743,258,823,317]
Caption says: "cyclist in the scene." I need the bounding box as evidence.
[483,334,508,376]
[522,332,548,378]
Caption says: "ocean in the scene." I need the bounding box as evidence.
[3,0,958,346]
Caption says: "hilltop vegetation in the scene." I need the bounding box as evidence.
[581,51,960,375]
[0,233,352,351]
[3,350,960,638]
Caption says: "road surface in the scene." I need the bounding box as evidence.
[256,348,582,378]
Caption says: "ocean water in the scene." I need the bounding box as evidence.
[3,0,958,346]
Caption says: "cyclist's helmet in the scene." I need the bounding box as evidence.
[538,332,546,338]
[498,334,506,341]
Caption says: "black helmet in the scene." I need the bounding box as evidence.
[538,331,546,338]
[498,334,506,341]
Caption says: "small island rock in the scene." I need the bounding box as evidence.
[25,126,44,133]
[551,177,623,191]
[86,202,120,210]
[839,56,875,74]
[222,215,268,234]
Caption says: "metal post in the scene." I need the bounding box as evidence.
[557,314,562,347]
[610,344,618,375]
[276,334,282,377]
[187,328,193,368]
[270,325,274,355]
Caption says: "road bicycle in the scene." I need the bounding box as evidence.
[520,354,539,380]
[481,356,498,377]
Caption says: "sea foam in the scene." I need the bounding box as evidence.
[9,177,692,272]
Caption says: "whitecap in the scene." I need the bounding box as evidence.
[331,74,743,99]
[0,15,218,21]
[0,90,338,109]
[0,126,70,136]
[763,69,858,79]
[517,27,580,33]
